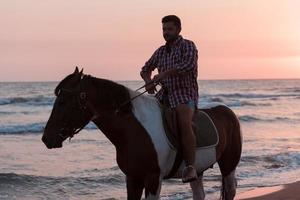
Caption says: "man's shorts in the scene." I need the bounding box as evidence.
[185,100,197,111]
[160,91,197,110]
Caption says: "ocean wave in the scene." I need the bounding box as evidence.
[0,172,124,199]
[0,172,124,186]
[0,110,39,115]
[280,87,300,93]
[202,97,273,108]
[207,93,300,100]
[0,122,98,134]
[241,151,300,170]
[68,166,121,178]
[0,122,46,134]
[207,97,224,102]
[227,101,272,107]
[238,115,293,122]
[0,96,54,106]
[238,115,260,122]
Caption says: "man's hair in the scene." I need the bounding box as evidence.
[162,15,181,29]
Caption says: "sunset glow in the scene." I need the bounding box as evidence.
[1,0,300,81]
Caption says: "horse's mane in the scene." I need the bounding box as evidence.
[54,73,132,113]
[88,76,133,113]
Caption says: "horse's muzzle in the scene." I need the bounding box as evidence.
[42,135,63,149]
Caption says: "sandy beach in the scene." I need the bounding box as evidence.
[236,181,300,200]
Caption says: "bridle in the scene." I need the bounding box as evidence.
[56,75,93,141]
[56,75,160,140]
[57,90,89,141]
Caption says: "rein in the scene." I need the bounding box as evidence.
[114,80,160,114]
[57,75,159,140]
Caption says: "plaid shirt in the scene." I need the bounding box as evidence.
[140,35,199,108]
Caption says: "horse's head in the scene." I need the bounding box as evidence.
[42,67,94,149]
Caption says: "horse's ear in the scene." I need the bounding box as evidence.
[74,66,79,74]
[79,68,84,78]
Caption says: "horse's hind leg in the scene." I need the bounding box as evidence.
[216,106,242,200]
[218,149,239,200]
[220,169,237,200]
[190,172,205,200]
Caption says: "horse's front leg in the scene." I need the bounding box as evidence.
[126,176,144,200]
[144,174,162,200]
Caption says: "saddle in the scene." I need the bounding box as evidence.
[160,103,219,179]
[160,103,219,149]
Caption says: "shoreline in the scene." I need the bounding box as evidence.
[236,181,300,200]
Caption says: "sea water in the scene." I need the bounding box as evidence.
[0,80,299,199]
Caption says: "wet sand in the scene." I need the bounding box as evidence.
[236,181,300,200]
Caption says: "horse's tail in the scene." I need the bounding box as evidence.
[215,105,242,200]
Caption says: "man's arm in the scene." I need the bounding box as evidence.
[140,48,160,82]
[140,48,160,93]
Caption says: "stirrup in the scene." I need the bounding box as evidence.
[182,165,198,183]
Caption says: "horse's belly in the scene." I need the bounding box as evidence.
[171,146,217,178]
[194,146,217,171]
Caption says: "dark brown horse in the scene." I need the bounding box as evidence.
[42,67,242,200]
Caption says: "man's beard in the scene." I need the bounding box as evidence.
[164,34,178,43]
[165,34,179,53]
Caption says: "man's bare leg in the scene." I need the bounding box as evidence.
[175,104,197,182]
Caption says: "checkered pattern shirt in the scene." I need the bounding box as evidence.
[140,35,199,108]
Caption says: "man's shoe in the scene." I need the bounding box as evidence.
[182,165,198,183]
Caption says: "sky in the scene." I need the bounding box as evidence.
[1,0,300,81]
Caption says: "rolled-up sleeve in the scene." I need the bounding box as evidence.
[140,48,160,77]
[176,41,198,74]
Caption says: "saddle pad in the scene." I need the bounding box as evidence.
[161,106,219,149]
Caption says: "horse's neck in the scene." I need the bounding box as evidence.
[89,87,160,152]
[91,112,129,151]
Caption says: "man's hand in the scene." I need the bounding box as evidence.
[145,81,157,94]
[146,71,169,94]
[152,72,168,83]
[140,70,156,94]
[152,69,178,83]
[142,68,178,94]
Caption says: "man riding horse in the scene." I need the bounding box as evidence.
[140,15,199,183]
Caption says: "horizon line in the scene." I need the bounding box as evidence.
[1,77,300,83]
